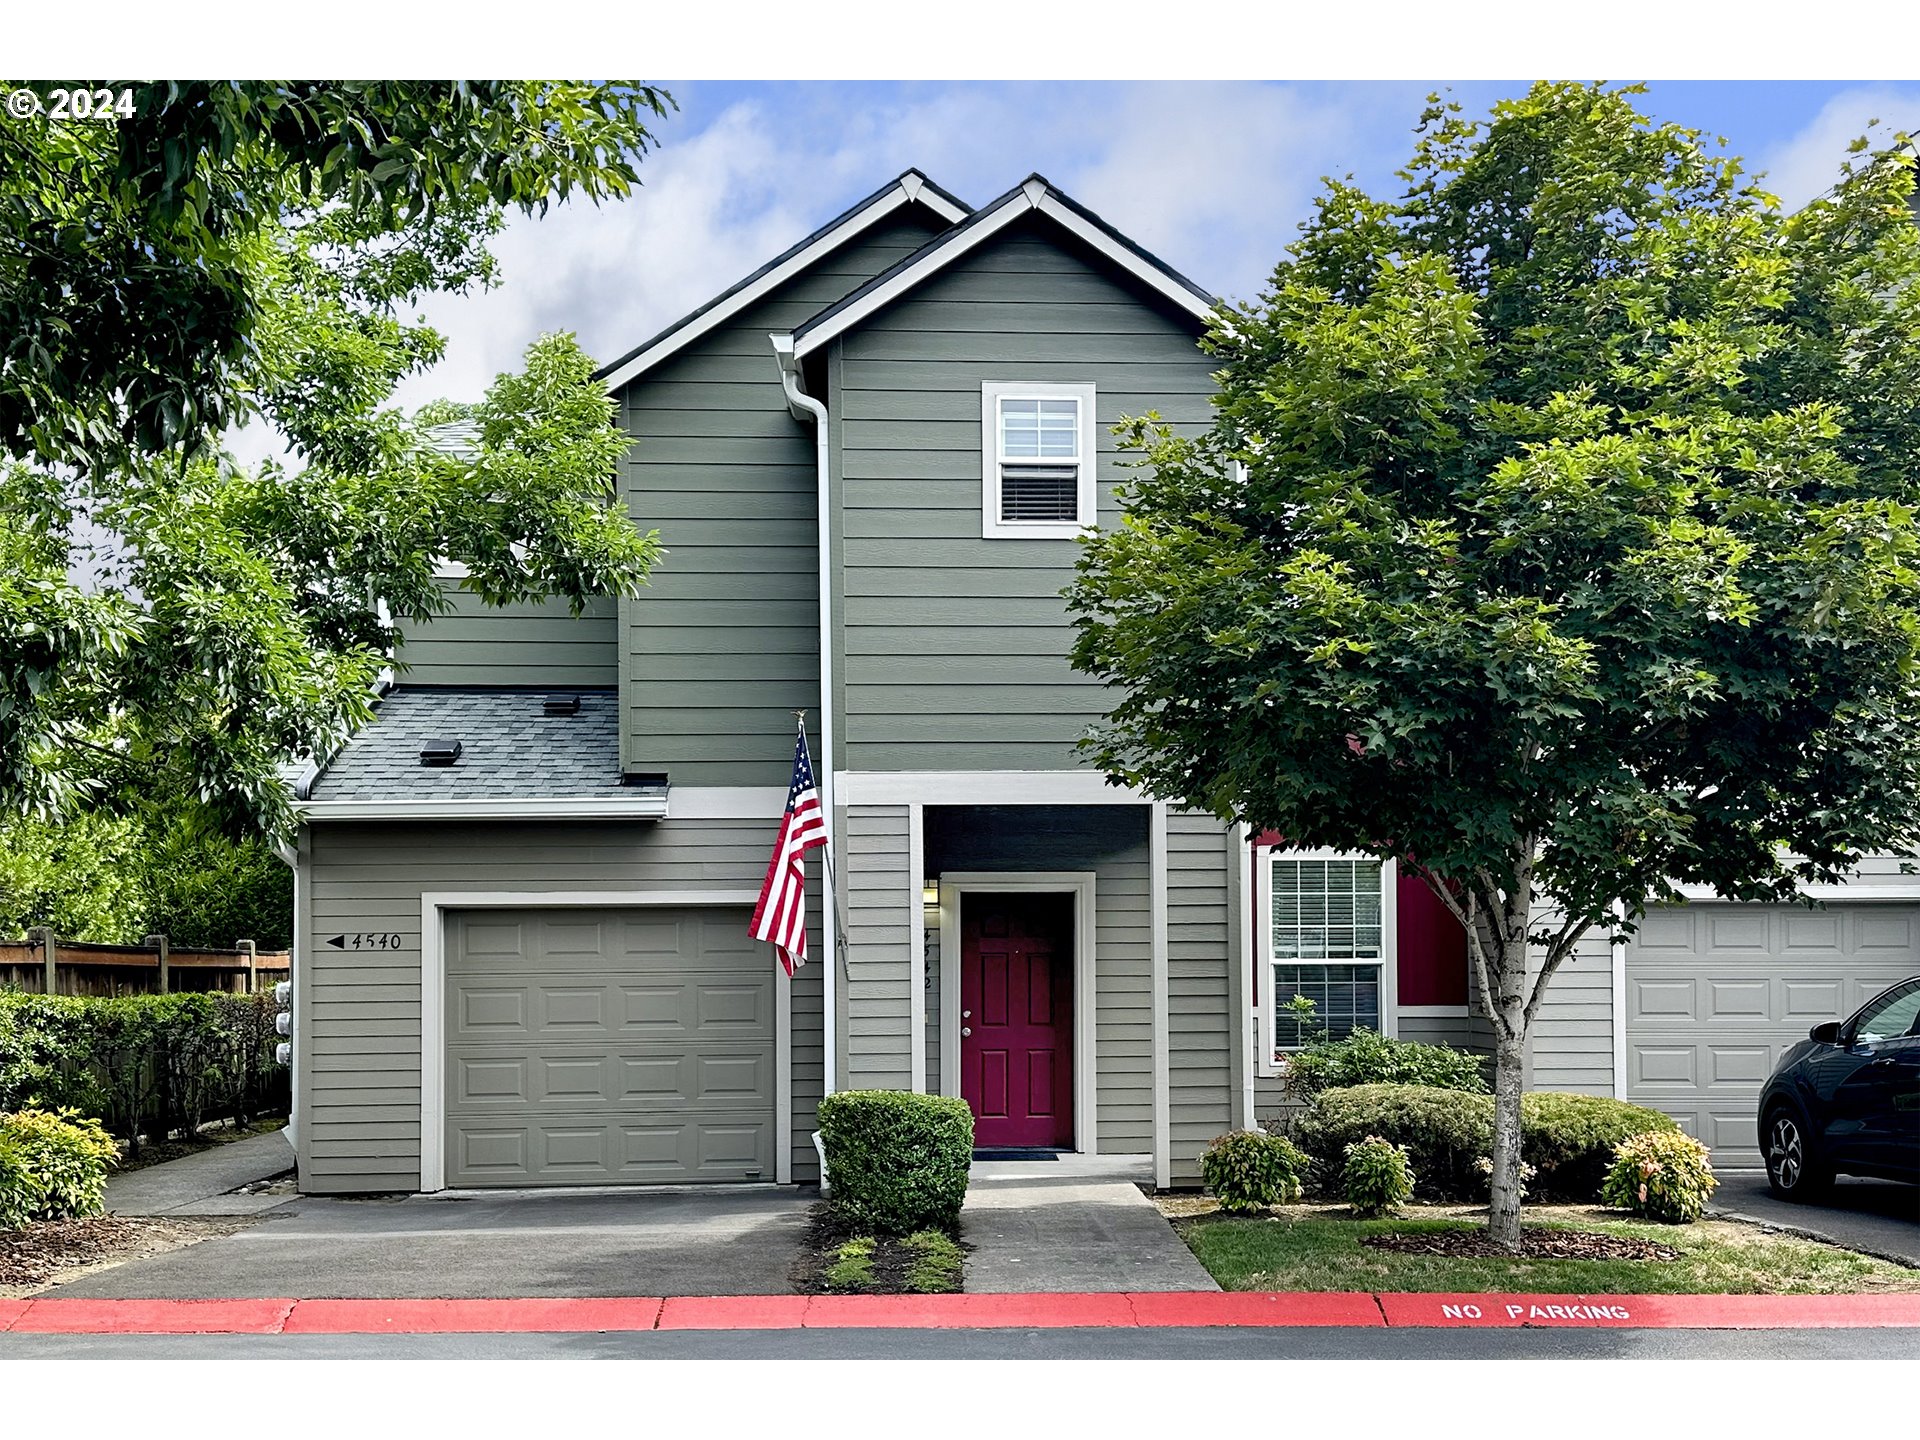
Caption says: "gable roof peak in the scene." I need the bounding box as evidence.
[596,168,970,392]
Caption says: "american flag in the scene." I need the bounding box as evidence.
[750,726,829,976]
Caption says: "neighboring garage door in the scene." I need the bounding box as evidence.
[444,906,773,1187]
[1626,903,1919,1167]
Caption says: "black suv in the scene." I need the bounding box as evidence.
[1758,976,1920,1200]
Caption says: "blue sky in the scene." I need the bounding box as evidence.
[356,80,1920,421]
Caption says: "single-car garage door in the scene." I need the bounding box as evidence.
[444,906,773,1187]
[1626,902,1919,1167]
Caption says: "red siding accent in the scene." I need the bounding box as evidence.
[1395,871,1467,1006]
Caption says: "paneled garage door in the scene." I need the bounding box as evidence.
[444,906,773,1187]
[1626,903,1919,1167]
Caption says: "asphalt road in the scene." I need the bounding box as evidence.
[2,1325,1915,1360]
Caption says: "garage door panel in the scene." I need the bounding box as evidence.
[1628,902,1918,1167]
[444,905,773,1187]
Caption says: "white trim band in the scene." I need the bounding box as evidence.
[300,795,670,822]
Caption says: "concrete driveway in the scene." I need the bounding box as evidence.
[51,1188,813,1300]
[1711,1173,1920,1266]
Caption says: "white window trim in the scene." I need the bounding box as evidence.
[980,381,1097,539]
[1256,849,1399,1078]
[935,871,1098,1155]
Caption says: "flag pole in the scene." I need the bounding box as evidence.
[793,710,850,978]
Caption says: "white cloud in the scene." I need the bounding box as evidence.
[1755,85,1920,210]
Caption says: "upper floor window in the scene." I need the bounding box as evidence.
[981,381,1097,539]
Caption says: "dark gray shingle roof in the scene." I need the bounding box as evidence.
[308,687,624,802]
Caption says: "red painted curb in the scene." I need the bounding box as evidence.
[13,1298,295,1335]
[658,1295,811,1331]
[1377,1292,1920,1330]
[6,1290,1917,1335]
[282,1297,663,1334]
[1128,1291,1384,1328]
[803,1292,1139,1329]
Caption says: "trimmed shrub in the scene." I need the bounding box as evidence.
[1200,1129,1308,1212]
[1342,1136,1415,1217]
[1296,1085,1493,1199]
[0,991,286,1153]
[1524,1092,1679,1201]
[1602,1130,1718,1224]
[817,1090,973,1236]
[1283,1028,1489,1100]
[1296,1084,1685,1202]
[0,1108,119,1229]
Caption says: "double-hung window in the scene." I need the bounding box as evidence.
[981,381,1097,538]
[1265,853,1392,1058]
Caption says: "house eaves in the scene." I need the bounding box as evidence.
[594,168,972,393]
[786,174,1220,361]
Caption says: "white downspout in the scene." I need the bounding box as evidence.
[773,332,838,1106]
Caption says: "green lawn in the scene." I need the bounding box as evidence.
[1172,1204,1920,1295]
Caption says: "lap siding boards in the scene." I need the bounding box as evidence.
[296,819,824,1194]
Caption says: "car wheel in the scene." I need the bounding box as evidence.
[1764,1107,1830,1201]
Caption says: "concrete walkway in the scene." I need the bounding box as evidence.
[1710,1172,1919,1267]
[107,1131,295,1218]
[961,1158,1218,1293]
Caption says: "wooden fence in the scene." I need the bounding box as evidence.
[0,930,291,997]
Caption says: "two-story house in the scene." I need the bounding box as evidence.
[287,169,1920,1196]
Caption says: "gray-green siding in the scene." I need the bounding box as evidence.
[1527,907,1615,1095]
[827,218,1218,773]
[921,804,1154,1154]
[296,818,823,1192]
[1167,812,1234,1184]
[840,805,915,1090]
[395,586,618,688]
[615,210,950,786]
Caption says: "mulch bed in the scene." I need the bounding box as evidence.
[789,1204,968,1295]
[1,1214,255,1294]
[1361,1228,1681,1262]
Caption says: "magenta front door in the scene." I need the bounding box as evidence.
[960,892,1074,1149]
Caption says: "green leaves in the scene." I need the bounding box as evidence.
[1069,81,1920,932]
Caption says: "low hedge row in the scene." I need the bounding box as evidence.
[0,991,286,1153]
[0,1108,118,1229]
[1293,1084,1679,1202]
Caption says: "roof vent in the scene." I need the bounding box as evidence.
[418,738,463,767]
[543,692,582,717]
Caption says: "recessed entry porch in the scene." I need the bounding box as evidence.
[840,802,1156,1159]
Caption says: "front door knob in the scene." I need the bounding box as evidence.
[961,1026,972,1037]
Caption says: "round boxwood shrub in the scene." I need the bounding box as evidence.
[816,1090,974,1236]
[1342,1135,1415,1217]
[0,1108,119,1230]
[1200,1129,1308,1212]
[1283,1028,1490,1100]
[1601,1129,1718,1223]
[1295,1085,1493,1199]
[1523,1092,1678,1202]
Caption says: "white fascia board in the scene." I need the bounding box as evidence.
[1667,880,1920,902]
[793,183,1215,361]
[1032,194,1216,324]
[600,181,964,393]
[833,770,1150,806]
[299,795,670,822]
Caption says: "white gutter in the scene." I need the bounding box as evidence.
[298,795,670,822]
[773,330,839,1104]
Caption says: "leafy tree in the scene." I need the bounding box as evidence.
[0,82,671,834]
[1068,83,1920,1245]
[0,802,292,948]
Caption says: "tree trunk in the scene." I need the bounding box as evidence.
[1481,878,1534,1249]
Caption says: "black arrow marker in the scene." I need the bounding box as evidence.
[326,935,346,948]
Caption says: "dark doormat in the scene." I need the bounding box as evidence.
[972,1148,1061,1161]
